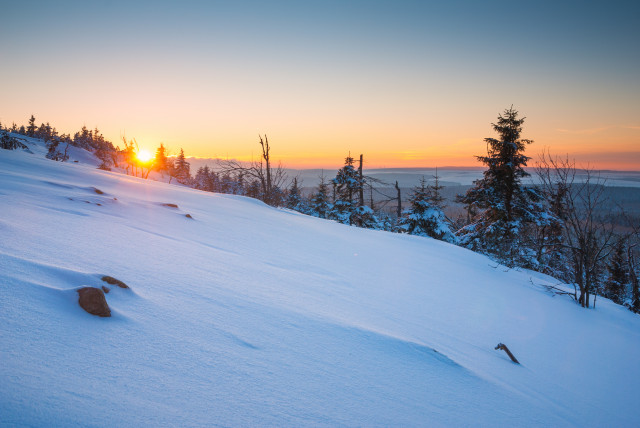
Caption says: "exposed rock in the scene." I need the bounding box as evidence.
[101,275,129,289]
[77,287,111,317]
[92,187,104,195]
[185,214,193,219]
[102,286,110,294]
[162,203,178,208]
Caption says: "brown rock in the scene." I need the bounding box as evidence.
[101,275,129,289]
[77,287,111,317]
[102,286,110,294]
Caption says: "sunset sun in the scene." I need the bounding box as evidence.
[136,149,152,163]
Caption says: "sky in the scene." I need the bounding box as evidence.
[1,0,639,169]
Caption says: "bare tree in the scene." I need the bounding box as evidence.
[623,215,640,312]
[217,135,287,206]
[358,154,364,207]
[394,181,402,219]
[537,153,618,308]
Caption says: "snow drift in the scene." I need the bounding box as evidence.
[1,137,639,427]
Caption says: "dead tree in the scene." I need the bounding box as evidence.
[217,134,287,206]
[537,153,617,308]
[358,154,364,207]
[495,343,520,364]
[395,180,402,218]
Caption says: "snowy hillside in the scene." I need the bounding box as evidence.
[1,139,639,427]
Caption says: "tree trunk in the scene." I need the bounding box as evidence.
[358,154,364,207]
[260,135,272,204]
[395,181,402,218]
[369,186,374,211]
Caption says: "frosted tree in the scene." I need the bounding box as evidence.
[194,166,212,191]
[26,115,37,137]
[456,107,544,265]
[310,174,332,219]
[604,239,628,304]
[45,139,69,161]
[329,154,362,225]
[0,131,27,150]
[174,148,191,184]
[428,167,446,209]
[286,178,309,213]
[400,177,456,242]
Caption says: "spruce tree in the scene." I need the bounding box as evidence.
[628,249,640,313]
[400,177,455,242]
[174,148,191,184]
[428,167,446,209]
[330,154,362,225]
[456,107,543,264]
[286,178,308,213]
[310,175,332,219]
[1,130,27,150]
[26,115,37,137]
[154,143,169,174]
[604,240,627,304]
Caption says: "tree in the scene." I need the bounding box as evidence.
[194,165,216,191]
[174,148,191,184]
[624,221,640,313]
[310,174,332,219]
[121,137,137,176]
[629,247,640,313]
[217,135,288,206]
[0,131,27,150]
[154,143,169,174]
[537,154,618,308]
[428,167,446,209]
[399,177,456,242]
[329,153,362,225]
[456,107,544,265]
[45,138,69,161]
[604,239,628,304]
[286,177,309,213]
[26,115,37,137]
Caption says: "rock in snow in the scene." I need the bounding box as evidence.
[77,287,111,317]
[1,135,640,427]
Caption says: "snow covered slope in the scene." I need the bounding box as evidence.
[1,140,639,427]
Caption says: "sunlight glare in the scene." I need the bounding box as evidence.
[137,149,152,163]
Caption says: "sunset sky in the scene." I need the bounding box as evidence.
[1,0,638,169]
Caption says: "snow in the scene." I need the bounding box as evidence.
[1,139,640,427]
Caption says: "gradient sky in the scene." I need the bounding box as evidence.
[1,0,639,169]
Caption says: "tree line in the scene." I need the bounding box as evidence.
[2,109,638,313]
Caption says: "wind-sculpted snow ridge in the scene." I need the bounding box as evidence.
[1,139,639,427]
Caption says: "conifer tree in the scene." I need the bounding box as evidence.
[310,174,332,219]
[330,154,362,225]
[26,115,37,137]
[456,107,544,264]
[1,130,27,150]
[604,240,628,304]
[400,177,455,242]
[153,143,169,174]
[286,178,309,213]
[628,247,640,313]
[428,167,446,209]
[174,148,191,184]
